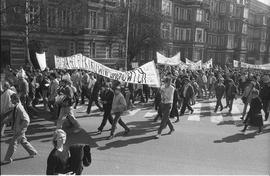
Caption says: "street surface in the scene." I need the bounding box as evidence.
[1,98,270,175]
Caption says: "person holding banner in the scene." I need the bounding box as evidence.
[155,77,175,139]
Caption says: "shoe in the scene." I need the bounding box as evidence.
[107,135,114,140]
[220,107,223,111]
[214,110,217,113]
[1,158,12,165]
[190,109,194,114]
[168,129,175,135]
[155,134,161,139]
[228,109,232,113]
[97,130,102,134]
[124,129,130,135]
[175,119,179,123]
[29,152,38,158]
[256,130,262,134]
[240,116,244,120]
[240,129,246,133]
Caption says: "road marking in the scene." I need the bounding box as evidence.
[209,102,223,123]
[231,103,242,121]
[124,109,141,117]
[144,112,157,118]
[187,102,201,121]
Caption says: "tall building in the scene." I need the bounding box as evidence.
[1,0,125,70]
[247,0,270,64]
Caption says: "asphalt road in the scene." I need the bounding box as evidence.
[1,98,270,175]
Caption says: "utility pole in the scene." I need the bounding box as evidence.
[25,0,33,66]
[125,0,130,71]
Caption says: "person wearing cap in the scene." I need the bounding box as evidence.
[97,82,114,134]
[1,93,38,165]
[108,86,130,139]
[155,77,175,139]
[226,79,238,113]
[214,78,225,112]
[259,75,270,121]
[46,129,73,175]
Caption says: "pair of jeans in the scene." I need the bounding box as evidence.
[180,98,193,115]
[4,129,37,161]
[110,112,129,136]
[157,103,174,134]
[98,107,113,131]
[215,97,223,111]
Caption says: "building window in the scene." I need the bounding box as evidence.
[105,13,112,29]
[213,35,217,45]
[263,16,266,25]
[194,48,203,60]
[1,0,7,25]
[243,8,248,18]
[89,11,97,29]
[174,27,180,40]
[196,9,203,22]
[29,2,40,26]
[229,21,235,32]
[47,7,57,28]
[58,49,67,57]
[230,4,234,14]
[260,43,266,52]
[220,2,226,13]
[242,23,247,34]
[90,42,96,58]
[227,35,234,49]
[261,31,266,40]
[186,28,191,41]
[195,28,204,42]
[162,0,172,16]
[180,28,185,41]
[106,46,112,58]
[161,23,171,40]
[208,35,212,45]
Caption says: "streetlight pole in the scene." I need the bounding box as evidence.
[125,0,130,71]
[25,0,33,66]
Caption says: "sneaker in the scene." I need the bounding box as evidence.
[240,129,246,133]
[107,135,114,140]
[256,131,262,134]
[1,158,12,165]
[168,129,175,135]
[29,152,38,158]
[124,129,130,135]
[190,109,194,114]
[155,134,161,139]
[220,107,223,111]
[174,119,180,123]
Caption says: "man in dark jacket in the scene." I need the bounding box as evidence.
[97,82,114,133]
[214,78,225,112]
[86,75,103,114]
[226,79,238,113]
[180,79,194,116]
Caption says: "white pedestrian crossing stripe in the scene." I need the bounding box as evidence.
[124,109,141,117]
[144,112,157,118]
[187,102,201,121]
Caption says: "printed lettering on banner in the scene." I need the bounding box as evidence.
[54,54,161,87]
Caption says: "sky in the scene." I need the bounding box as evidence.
[257,0,270,6]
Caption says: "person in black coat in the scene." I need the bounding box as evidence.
[180,79,194,116]
[241,89,263,134]
[214,78,225,112]
[97,82,114,133]
[226,79,238,113]
[170,89,179,122]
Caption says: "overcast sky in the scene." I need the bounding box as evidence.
[257,0,270,6]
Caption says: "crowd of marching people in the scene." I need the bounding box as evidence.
[1,64,270,172]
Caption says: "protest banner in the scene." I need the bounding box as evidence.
[54,54,161,87]
[36,52,47,71]
[202,58,213,69]
[185,58,194,66]
[233,60,239,68]
[156,52,181,66]
[240,62,270,70]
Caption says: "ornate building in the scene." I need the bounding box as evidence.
[1,0,125,70]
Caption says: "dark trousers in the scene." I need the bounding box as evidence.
[215,97,223,111]
[228,98,234,111]
[157,103,174,134]
[81,86,88,104]
[110,112,129,136]
[87,96,103,114]
[262,99,269,120]
[180,98,193,115]
[133,89,144,103]
[98,107,114,131]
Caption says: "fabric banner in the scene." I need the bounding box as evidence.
[233,60,239,68]
[241,62,270,70]
[185,58,194,66]
[36,52,47,71]
[54,54,161,87]
[185,59,201,70]
[202,58,213,69]
[156,52,181,66]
